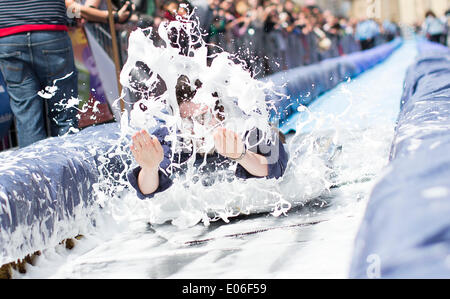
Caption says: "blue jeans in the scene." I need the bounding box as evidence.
[0,31,78,148]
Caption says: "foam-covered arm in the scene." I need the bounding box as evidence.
[127,166,173,200]
[236,129,288,180]
[127,126,174,199]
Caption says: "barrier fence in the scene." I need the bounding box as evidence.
[205,26,364,77]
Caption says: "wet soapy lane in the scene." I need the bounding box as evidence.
[20,41,417,279]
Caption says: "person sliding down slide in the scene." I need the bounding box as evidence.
[127,76,289,200]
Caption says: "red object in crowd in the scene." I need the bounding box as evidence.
[0,24,68,38]
[164,11,177,22]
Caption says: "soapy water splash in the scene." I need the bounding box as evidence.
[30,11,392,229]
[87,13,362,229]
[119,13,275,146]
[36,70,108,136]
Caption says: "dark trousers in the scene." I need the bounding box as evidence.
[360,38,375,51]
[429,34,445,45]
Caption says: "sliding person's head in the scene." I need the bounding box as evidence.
[175,75,224,133]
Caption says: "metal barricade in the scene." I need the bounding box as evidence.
[84,22,134,69]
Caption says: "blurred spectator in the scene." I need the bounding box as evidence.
[133,0,158,17]
[0,0,78,148]
[66,0,136,24]
[355,18,380,50]
[175,1,393,74]
[77,0,397,78]
[382,20,399,42]
[445,9,450,46]
[422,10,446,45]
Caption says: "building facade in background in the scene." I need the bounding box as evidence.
[297,0,449,24]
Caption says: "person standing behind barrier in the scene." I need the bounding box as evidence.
[66,0,135,25]
[355,18,379,50]
[263,2,286,74]
[229,0,265,76]
[207,0,229,53]
[382,20,398,42]
[0,0,78,148]
[422,11,446,45]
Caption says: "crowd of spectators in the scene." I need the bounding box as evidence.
[134,0,400,77]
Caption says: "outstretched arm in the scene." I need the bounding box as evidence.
[214,128,269,178]
[130,129,164,196]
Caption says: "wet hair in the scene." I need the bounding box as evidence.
[175,75,225,121]
[175,76,285,142]
[129,61,167,99]
[175,75,202,106]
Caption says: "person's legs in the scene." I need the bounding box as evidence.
[360,39,369,50]
[0,33,47,147]
[360,38,375,50]
[429,34,442,44]
[440,34,447,46]
[31,31,79,137]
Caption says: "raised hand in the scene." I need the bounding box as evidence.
[117,1,131,23]
[213,127,245,160]
[130,129,164,171]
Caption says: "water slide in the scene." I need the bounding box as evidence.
[350,41,450,279]
[1,37,426,278]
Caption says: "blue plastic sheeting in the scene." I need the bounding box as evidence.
[0,72,12,139]
[349,42,450,278]
[0,123,122,265]
[263,38,402,133]
[417,39,450,55]
[282,41,417,138]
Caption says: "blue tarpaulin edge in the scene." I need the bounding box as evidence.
[0,123,123,265]
[349,41,450,278]
[264,38,403,134]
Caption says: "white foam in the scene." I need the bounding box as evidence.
[91,13,399,229]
